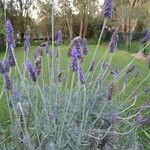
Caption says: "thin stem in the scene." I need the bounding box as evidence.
[51,0,55,81]
[90,19,107,65]
[59,72,75,147]
[114,42,150,84]
[5,91,13,124]
[57,46,61,74]
[78,85,86,146]
[18,102,32,149]
[85,19,107,77]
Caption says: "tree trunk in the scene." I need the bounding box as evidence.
[79,19,83,38]
[83,24,87,38]
[65,17,73,40]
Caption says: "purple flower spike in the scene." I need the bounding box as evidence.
[3,59,10,73]
[26,61,36,82]
[70,57,78,71]
[79,67,85,84]
[8,52,16,67]
[103,0,113,19]
[109,31,118,53]
[34,56,42,76]
[74,36,82,58]
[75,37,81,51]
[26,61,33,73]
[110,112,117,124]
[4,73,12,90]
[24,33,30,53]
[57,30,63,46]
[5,20,16,68]
[6,20,15,48]
[38,47,43,57]
[83,38,88,55]
[141,28,150,44]
[89,61,95,72]
[0,61,5,74]
[107,82,115,100]
[135,114,143,127]
[70,48,79,71]
[71,48,79,58]
[126,64,136,74]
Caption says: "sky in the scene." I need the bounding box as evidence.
[31,0,105,19]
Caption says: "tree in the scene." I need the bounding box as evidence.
[113,0,150,47]
[58,0,74,40]
[37,0,52,38]
[73,0,100,38]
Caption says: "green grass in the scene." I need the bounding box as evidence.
[0,43,150,147]
[118,41,150,54]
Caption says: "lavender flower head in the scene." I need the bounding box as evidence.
[141,28,150,44]
[74,36,82,58]
[103,0,113,19]
[89,61,95,72]
[110,112,117,124]
[107,82,115,100]
[26,61,36,82]
[6,20,16,67]
[24,33,30,53]
[8,52,16,67]
[109,31,118,53]
[79,67,85,84]
[0,60,10,74]
[126,64,136,74]
[34,56,42,76]
[83,38,88,55]
[135,113,143,127]
[3,59,10,73]
[74,37,81,50]
[57,30,63,46]
[6,20,15,48]
[71,48,78,58]
[70,48,79,71]
[38,47,43,57]
[4,73,12,90]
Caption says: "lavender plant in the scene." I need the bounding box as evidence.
[0,0,150,149]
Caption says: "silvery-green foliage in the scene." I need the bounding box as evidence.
[1,80,141,150]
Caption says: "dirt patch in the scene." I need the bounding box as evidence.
[131,53,149,62]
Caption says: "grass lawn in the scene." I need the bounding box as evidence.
[0,43,150,147]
